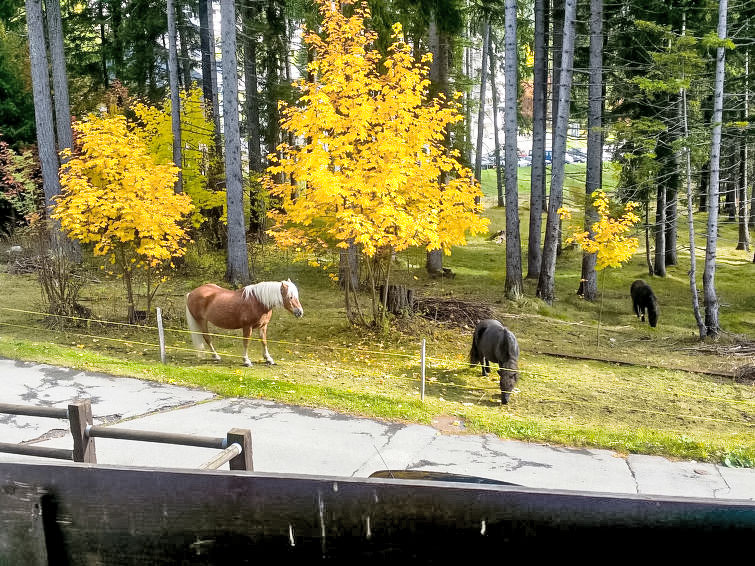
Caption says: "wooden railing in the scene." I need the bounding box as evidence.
[0,400,253,470]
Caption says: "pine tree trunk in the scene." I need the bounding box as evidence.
[489,33,503,208]
[653,136,667,277]
[736,140,750,250]
[580,0,602,301]
[167,0,184,193]
[426,13,449,275]
[98,0,108,88]
[504,0,522,298]
[202,0,222,155]
[176,0,193,92]
[536,0,576,304]
[527,0,548,279]
[665,97,681,266]
[264,1,281,181]
[242,1,262,173]
[703,0,727,337]
[109,0,123,79]
[551,0,564,157]
[45,0,73,156]
[25,0,60,212]
[474,19,490,186]
[221,0,250,285]
[681,86,706,339]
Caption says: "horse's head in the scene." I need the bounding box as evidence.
[648,300,659,328]
[281,280,303,318]
[498,366,518,405]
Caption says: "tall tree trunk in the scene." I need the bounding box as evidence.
[504,0,522,298]
[426,13,450,275]
[473,19,490,186]
[25,0,60,212]
[264,1,281,180]
[109,0,123,80]
[703,0,728,337]
[45,0,72,156]
[527,0,548,279]
[221,0,250,284]
[681,84,706,339]
[176,0,193,91]
[736,139,750,250]
[748,51,755,230]
[199,0,214,117]
[653,135,667,277]
[665,98,681,266]
[98,0,108,88]
[551,0,565,257]
[536,0,576,304]
[242,1,262,173]
[202,0,222,155]
[699,159,709,212]
[551,0,564,157]
[166,0,183,193]
[489,33,503,208]
[580,0,602,301]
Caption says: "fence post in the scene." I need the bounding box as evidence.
[68,400,96,463]
[226,428,253,471]
[156,307,166,364]
[420,339,426,402]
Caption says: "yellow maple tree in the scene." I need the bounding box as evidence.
[131,87,224,227]
[52,113,193,322]
[265,0,488,324]
[559,190,641,344]
[559,190,640,270]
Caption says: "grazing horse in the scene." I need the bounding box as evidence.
[630,279,659,328]
[185,280,303,366]
[469,319,520,405]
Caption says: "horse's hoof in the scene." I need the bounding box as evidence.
[243,360,253,367]
[266,360,276,366]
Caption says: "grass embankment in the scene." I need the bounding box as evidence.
[1,163,754,466]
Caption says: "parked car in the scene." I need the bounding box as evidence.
[567,148,587,163]
[517,156,532,168]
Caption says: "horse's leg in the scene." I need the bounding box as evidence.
[201,321,221,361]
[482,357,490,377]
[241,326,253,367]
[260,324,274,365]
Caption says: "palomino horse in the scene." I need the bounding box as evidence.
[185,279,303,366]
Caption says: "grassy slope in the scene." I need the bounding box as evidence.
[1,164,754,466]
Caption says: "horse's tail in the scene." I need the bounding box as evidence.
[185,294,205,353]
[469,325,485,366]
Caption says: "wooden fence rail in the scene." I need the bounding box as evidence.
[0,400,253,470]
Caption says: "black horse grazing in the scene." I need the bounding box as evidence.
[630,279,659,328]
[469,319,520,405]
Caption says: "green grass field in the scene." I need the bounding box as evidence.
[1,163,754,466]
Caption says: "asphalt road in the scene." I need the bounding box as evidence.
[1,357,754,500]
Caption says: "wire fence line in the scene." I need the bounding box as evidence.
[1,307,754,427]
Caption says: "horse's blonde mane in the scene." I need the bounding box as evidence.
[241,280,299,310]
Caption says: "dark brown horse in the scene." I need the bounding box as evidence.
[185,280,303,366]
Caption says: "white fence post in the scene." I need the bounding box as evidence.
[156,307,166,364]
[420,339,426,402]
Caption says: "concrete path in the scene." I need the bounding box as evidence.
[1,357,754,500]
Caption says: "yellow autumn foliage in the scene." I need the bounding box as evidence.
[559,190,641,270]
[131,87,224,227]
[265,0,488,259]
[52,113,193,270]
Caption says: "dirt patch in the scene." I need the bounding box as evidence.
[431,414,468,434]
[734,364,755,386]
[414,296,495,327]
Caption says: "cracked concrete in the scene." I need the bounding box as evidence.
[1,357,755,500]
